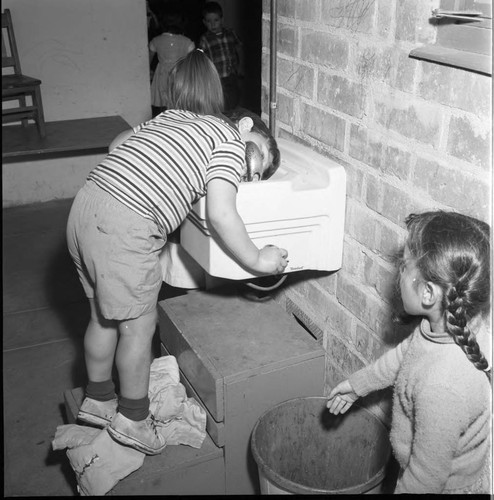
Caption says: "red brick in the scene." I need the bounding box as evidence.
[450,72,491,119]
[324,362,349,393]
[378,222,405,263]
[394,49,418,93]
[278,24,297,57]
[311,271,338,295]
[363,253,397,304]
[418,62,461,107]
[324,297,354,336]
[383,145,412,181]
[413,157,491,218]
[300,29,349,70]
[306,281,333,315]
[346,200,379,250]
[349,124,383,170]
[365,174,381,211]
[336,272,392,333]
[295,0,321,22]
[277,58,314,98]
[447,115,491,170]
[301,103,346,151]
[325,333,367,374]
[321,0,376,34]
[344,164,365,200]
[354,322,388,359]
[375,99,442,147]
[354,45,394,85]
[342,239,364,278]
[317,73,366,118]
[376,0,393,39]
[276,0,296,18]
[276,92,295,128]
[381,182,413,225]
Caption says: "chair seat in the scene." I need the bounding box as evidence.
[2,74,42,90]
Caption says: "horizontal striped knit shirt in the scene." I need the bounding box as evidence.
[87,110,245,236]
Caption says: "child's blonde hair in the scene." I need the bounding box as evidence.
[167,50,224,115]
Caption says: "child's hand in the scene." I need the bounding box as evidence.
[256,245,288,275]
[326,380,358,415]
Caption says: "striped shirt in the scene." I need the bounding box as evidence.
[199,28,241,78]
[88,110,245,236]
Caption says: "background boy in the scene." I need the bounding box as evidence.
[199,1,243,111]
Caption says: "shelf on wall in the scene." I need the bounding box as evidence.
[2,115,130,161]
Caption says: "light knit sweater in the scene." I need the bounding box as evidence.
[349,319,492,494]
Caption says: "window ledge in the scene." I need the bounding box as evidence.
[410,44,492,76]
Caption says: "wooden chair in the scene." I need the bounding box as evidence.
[2,8,46,137]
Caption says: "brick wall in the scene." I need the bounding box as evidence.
[261,0,492,421]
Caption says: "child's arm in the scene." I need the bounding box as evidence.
[326,380,358,415]
[327,332,414,414]
[206,178,288,275]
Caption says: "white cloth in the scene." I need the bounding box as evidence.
[53,355,207,495]
[52,426,144,496]
[159,241,206,289]
[149,355,207,448]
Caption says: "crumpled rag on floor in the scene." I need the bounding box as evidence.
[52,355,207,496]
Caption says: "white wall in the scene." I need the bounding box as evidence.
[3,0,151,207]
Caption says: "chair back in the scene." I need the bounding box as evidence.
[2,9,22,75]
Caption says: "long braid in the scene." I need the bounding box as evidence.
[405,211,491,379]
[445,285,490,372]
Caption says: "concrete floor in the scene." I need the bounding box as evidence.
[3,197,188,496]
[3,198,88,496]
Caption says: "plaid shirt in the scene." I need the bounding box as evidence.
[199,28,241,78]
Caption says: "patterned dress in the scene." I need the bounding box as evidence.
[149,33,194,107]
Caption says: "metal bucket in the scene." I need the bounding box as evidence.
[251,397,391,495]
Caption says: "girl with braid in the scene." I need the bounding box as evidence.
[327,211,491,494]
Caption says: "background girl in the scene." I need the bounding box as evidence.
[149,2,194,116]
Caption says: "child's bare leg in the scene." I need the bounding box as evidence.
[108,306,165,454]
[77,298,119,427]
[84,298,118,382]
[116,307,157,400]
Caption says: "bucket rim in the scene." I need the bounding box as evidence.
[250,396,391,495]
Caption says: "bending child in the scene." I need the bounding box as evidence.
[327,211,491,494]
[66,49,288,455]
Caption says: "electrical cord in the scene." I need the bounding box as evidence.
[245,274,288,291]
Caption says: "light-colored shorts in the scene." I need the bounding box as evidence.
[66,181,166,320]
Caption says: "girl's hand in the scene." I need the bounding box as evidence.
[326,380,358,415]
[255,245,288,275]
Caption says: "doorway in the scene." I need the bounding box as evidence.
[147,0,263,115]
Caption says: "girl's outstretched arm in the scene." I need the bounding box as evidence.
[327,379,358,415]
